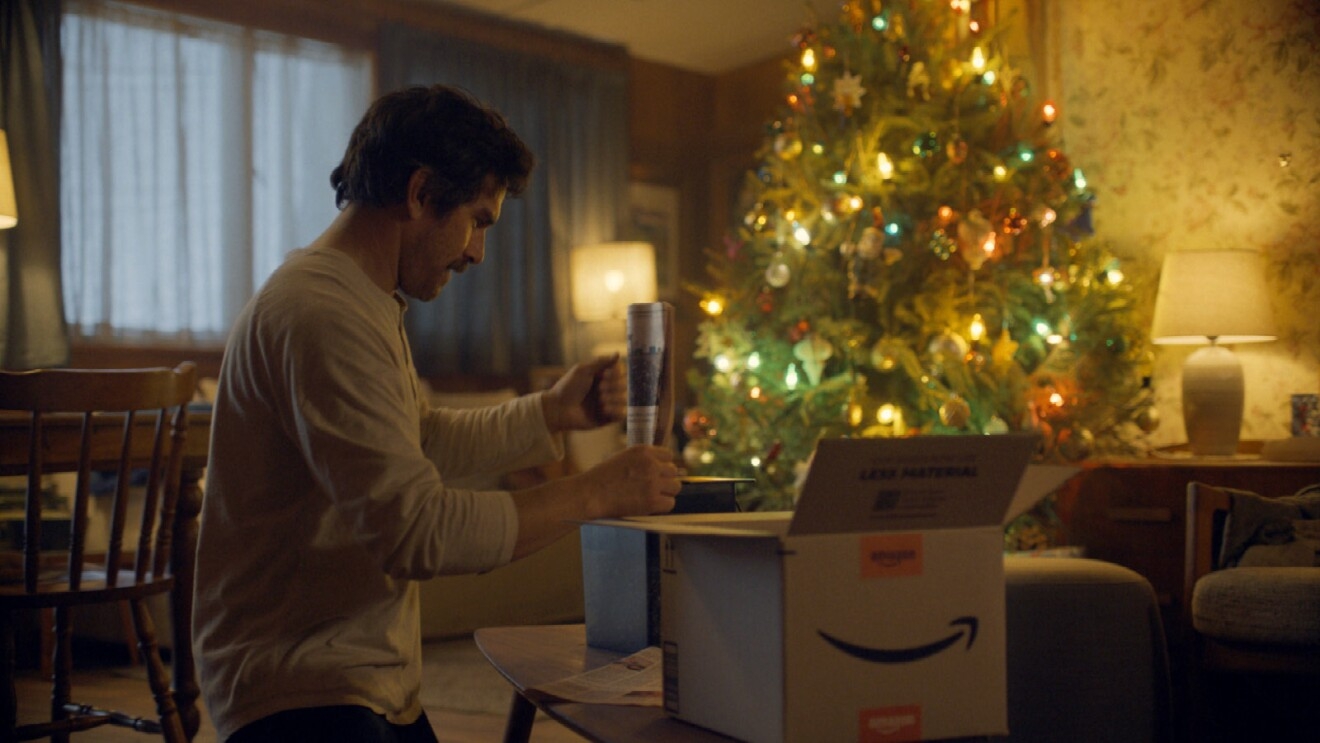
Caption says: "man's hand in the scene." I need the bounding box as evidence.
[541,354,625,433]
[580,445,681,520]
[509,444,679,559]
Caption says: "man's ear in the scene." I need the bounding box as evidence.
[405,167,430,219]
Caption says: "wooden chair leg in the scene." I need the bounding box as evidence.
[52,607,72,743]
[128,599,186,743]
[117,602,141,666]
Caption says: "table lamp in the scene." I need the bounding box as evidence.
[0,129,17,229]
[1150,249,1276,456]
[569,241,657,322]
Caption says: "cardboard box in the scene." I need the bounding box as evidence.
[581,477,748,653]
[590,434,1075,742]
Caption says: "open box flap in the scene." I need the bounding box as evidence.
[582,436,1079,539]
[1004,464,1079,524]
[586,511,789,538]
[787,434,1045,536]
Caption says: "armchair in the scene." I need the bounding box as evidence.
[1183,481,1320,740]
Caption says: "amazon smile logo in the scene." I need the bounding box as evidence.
[817,616,979,663]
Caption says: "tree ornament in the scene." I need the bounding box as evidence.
[793,334,834,386]
[1135,406,1160,433]
[683,408,714,440]
[788,319,811,343]
[682,440,713,470]
[887,11,906,39]
[843,1,867,31]
[723,234,744,260]
[913,131,938,158]
[945,137,968,164]
[833,71,867,112]
[984,415,1010,434]
[856,226,885,260]
[929,229,956,260]
[882,247,903,266]
[870,337,902,372]
[965,348,986,370]
[939,394,972,428]
[765,254,791,287]
[1057,427,1095,461]
[928,330,970,364]
[1002,208,1028,235]
[833,192,864,216]
[1043,148,1071,181]
[991,329,1020,371]
[957,210,996,269]
[757,290,775,313]
[744,203,771,233]
[907,61,931,100]
[774,132,803,160]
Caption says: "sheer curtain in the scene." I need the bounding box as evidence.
[379,25,629,378]
[60,0,370,342]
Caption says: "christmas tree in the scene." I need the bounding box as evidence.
[684,0,1157,527]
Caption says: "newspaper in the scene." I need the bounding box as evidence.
[626,302,674,447]
[524,646,663,707]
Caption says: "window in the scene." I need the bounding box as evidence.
[60,0,371,341]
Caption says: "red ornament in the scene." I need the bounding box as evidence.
[758,290,775,313]
[1002,208,1028,235]
[788,319,811,343]
[683,408,714,440]
[871,206,885,229]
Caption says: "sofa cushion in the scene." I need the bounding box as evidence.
[1192,566,1320,645]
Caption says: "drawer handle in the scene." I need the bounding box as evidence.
[1106,507,1173,523]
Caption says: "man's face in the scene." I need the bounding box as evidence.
[399,179,507,301]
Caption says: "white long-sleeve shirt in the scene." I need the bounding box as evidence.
[193,247,562,738]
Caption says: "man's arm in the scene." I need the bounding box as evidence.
[509,354,681,557]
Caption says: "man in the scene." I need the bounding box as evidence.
[193,85,681,743]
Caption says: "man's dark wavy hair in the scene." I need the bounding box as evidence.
[330,85,535,216]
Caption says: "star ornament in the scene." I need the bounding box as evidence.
[833,72,866,112]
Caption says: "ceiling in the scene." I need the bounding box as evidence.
[432,0,841,74]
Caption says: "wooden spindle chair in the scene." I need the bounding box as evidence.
[0,363,197,742]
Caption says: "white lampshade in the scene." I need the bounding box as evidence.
[0,130,17,230]
[1150,249,1277,456]
[570,241,657,321]
[1150,249,1277,345]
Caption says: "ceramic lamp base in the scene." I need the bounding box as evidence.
[1181,344,1244,456]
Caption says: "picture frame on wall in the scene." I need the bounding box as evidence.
[627,182,680,300]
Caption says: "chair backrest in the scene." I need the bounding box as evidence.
[1183,482,1232,624]
[0,363,197,598]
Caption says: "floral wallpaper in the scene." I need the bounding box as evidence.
[1054,0,1320,448]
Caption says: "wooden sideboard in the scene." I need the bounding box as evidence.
[1055,446,1320,647]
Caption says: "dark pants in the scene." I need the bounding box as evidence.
[228,706,439,743]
